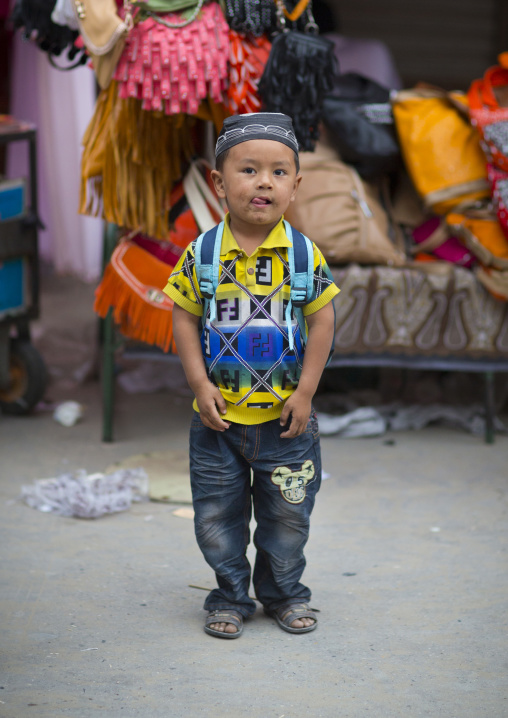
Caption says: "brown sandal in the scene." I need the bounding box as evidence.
[264,603,318,634]
[204,609,244,639]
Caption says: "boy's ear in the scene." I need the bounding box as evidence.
[289,172,302,202]
[211,169,226,198]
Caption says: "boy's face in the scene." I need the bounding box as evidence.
[211,139,301,231]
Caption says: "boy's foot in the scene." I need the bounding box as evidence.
[205,610,244,638]
[264,603,318,634]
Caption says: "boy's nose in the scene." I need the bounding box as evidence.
[257,172,273,188]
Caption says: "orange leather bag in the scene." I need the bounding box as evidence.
[446,209,508,271]
[392,89,489,215]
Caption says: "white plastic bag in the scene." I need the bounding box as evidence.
[21,468,148,519]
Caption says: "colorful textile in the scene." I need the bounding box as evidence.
[163,216,340,424]
[95,240,177,352]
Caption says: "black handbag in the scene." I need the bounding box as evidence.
[258,1,338,152]
[321,73,401,179]
[11,0,87,67]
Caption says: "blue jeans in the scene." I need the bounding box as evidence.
[189,411,322,617]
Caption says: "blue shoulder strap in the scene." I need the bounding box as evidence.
[284,220,314,351]
[194,221,224,323]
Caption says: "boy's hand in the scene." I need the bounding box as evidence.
[195,382,231,432]
[280,390,312,438]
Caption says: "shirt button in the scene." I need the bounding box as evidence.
[247,267,255,275]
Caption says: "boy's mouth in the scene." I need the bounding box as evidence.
[251,196,272,206]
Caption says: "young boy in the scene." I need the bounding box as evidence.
[163,113,340,638]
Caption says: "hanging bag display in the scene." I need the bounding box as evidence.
[224,0,276,36]
[113,1,230,116]
[11,0,87,67]
[257,0,337,151]
[73,0,132,89]
[392,88,490,215]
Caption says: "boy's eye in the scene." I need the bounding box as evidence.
[242,167,255,174]
[274,169,287,176]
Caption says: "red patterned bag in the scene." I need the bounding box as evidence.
[487,163,508,239]
[113,1,229,115]
[468,59,508,174]
[226,30,271,114]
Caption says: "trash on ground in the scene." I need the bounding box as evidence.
[173,507,194,520]
[53,401,84,427]
[106,450,192,504]
[117,361,191,395]
[317,403,507,437]
[317,407,386,438]
[21,468,148,518]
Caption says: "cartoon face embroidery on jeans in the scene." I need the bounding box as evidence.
[270,460,315,504]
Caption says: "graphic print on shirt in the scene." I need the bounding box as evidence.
[167,237,337,409]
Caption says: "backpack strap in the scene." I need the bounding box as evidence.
[284,220,336,364]
[194,221,224,323]
[284,220,314,351]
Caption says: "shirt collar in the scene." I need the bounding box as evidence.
[221,214,292,255]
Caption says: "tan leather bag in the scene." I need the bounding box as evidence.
[285,141,406,266]
[73,0,131,89]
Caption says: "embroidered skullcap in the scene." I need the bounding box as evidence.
[215,112,299,158]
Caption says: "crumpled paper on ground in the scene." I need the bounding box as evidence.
[21,468,148,518]
[317,404,507,438]
[317,408,387,438]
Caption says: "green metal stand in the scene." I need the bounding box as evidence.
[100,223,120,443]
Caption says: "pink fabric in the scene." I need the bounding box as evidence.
[114,2,229,115]
[413,217,475,268]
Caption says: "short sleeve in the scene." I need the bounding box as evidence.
[302,243,341,316]
[162,242,204,316]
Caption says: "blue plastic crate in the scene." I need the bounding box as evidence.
[0,257,27,319]
[0,179,25,221]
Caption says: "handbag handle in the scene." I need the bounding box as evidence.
[183,161,225,233]
[133,0,205,29]
[393,87,470,118]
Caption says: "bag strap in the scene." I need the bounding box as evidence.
[188,161,225,221]
[194,222,224,323]
[283,220,314,351]
[183,163,224,232]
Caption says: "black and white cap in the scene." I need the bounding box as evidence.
[215,112,299,158]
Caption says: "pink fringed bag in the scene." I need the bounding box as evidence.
[113,1,229,116]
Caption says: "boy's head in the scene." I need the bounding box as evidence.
[215,112,300,173]
[212,113,302,230]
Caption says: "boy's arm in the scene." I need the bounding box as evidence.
[279,301,335,438]
[172,304,230,432]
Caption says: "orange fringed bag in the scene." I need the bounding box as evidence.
[94,240,177,352]
[80,81,228,238]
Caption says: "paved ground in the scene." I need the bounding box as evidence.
[1,274,507,718]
